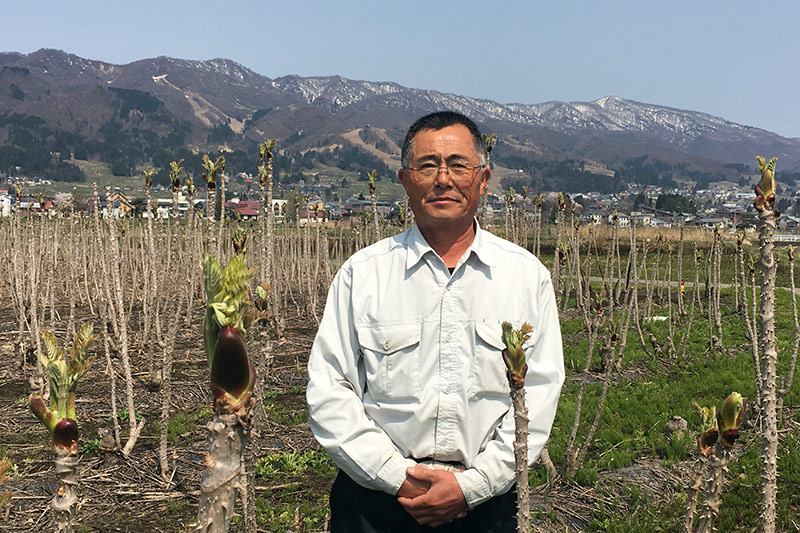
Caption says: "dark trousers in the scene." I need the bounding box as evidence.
[329,470,517,533]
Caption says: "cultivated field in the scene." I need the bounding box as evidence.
[0,194,798,532]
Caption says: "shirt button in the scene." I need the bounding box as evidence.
[383,341,390,350]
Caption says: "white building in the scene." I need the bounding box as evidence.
[608,213,630,228]
[0,193,10,217]
[0,194,11,217]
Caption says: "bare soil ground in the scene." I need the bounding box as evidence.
[0,296,698,533]
[0,297,325,533]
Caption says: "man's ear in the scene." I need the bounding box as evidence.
[398,168,409,190]
[479,167,490,195]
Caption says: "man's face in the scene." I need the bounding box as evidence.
[399,124,489,234]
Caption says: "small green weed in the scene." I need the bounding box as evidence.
[112,408,142,423]
[255,450,336,479]
[81,439,99,454]
[166,499,187,513]
[167,412,195,443]
[263,398,308,426]
[255,487,329,532]
[574,465,598,486]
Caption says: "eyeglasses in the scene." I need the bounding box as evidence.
[404,161,484,185]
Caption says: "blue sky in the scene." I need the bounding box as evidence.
[5,0,800,138]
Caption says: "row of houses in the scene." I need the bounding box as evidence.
[4,185,800,233]
[577,205,793,231]
[0,190,290,221]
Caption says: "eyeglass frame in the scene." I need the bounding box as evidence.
[402,160,486,185]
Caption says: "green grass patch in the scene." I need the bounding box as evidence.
[263,389,308,426]
[546,274,800,530]
[255,449,336,480]
[255,486,330,532]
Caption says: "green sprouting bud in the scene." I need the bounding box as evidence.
[482,133,496,157]
[693,402,717,431]
[201,155,226,186]
[254,283,270,312]
[501,321,532,388]
[260,139,276,163]
[232,227,247,256]
[717,392,745,448]
[169,159,184,191]
[754,156,778,211]
[202,251,258,412]
[31,324,95,440]
[558,242,569,265]
[143,168,155,190]
[202,254,254,364]
[29,394,57,433]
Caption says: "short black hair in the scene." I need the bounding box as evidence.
[401,111,486,168]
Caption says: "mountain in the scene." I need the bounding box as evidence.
[2,48,799,192]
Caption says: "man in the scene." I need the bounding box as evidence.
[307,111,564,532]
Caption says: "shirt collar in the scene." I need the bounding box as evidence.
[404,219,496,271]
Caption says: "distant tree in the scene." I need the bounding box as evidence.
[111,160,131,177]
[52,161,85,182]
[285,190,300,223]
[656,193,696,214]
[72,144,88,160]
[10,83,24,100]
[208,123,236,144]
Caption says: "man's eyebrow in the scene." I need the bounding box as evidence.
[413,153,473,163]
[444,153,474,163]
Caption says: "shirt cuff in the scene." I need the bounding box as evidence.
[375,454,418,495]
[453,468,491,508]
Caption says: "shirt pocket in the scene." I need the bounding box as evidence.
[356,323,422,402]
[470,320,513,399]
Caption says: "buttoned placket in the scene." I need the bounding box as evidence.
[430,252,470,459]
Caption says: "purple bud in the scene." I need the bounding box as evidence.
[53,418,79,451]
[210,326,253,398]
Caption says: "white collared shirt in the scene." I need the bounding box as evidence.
[306,222,564,508]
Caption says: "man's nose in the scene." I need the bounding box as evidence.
[434,166,453,186]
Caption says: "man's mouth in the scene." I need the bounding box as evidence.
[427,196,459,203]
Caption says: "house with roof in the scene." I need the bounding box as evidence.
[779,215,800,232]
[630,211,652,227]
[16,195,53,216]
[649,217,673,228]
[105,191,134,218]
[225,199,259,220]
[608,212,630,228]
[696,217,730,229]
